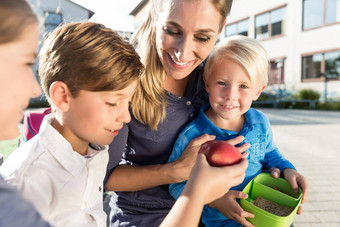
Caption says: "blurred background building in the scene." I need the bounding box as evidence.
[129,0,340,101]
[26,0,340,103]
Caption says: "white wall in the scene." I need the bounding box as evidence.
[224,0,340,99]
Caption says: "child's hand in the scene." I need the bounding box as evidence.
[172,134,216,183]
[185,153,248,204]
[172,135,249,183]
[209,190,255,227]
[283,168,309,214]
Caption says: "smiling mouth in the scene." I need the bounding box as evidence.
[169,54,191,67]
[221,104,240,109]
[106,128,119,137]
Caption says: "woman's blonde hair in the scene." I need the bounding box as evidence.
[204,35,269,87]
[39,22,143,106]
[131,0,233,130]
[0,0,38,44]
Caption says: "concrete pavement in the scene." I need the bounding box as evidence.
[259,108,340,227]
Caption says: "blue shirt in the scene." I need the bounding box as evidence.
[0,175,51,227]
[168,105,296,227]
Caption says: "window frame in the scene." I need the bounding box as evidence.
[269,57,286,85]
[302,0,340,31]
[224,17,250,37]
[254,4,287,41]
[301,48,340,82]
[44,11,63,33]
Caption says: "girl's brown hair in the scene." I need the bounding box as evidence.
[39,22,143,104]
[0,0,38,44]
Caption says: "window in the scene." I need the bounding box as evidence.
[302,50,340,80]
[325,51,340,79]
[225,18,249,37]
[45,12,62,33]
[303,0,340,30]
[269,58,285,84]
[255,6,285,40]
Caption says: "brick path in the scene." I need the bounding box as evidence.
[260,108,340,227]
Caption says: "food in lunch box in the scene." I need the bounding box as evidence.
[254,196,294,217]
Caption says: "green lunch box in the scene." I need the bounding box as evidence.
[240,173,302,227]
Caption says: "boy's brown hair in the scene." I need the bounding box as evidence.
[39,22,143,104]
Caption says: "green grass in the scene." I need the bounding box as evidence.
[0,126,22,160]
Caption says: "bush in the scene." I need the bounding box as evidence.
[317,102,340,110]
[297,89,320,100]
[257,92,277,101]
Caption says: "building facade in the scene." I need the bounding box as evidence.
[29,0,93,32]
[224,0,340,100]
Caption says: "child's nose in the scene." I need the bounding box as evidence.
[118,104,131,124]
[224,86,237,100]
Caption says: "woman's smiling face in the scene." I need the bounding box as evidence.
[155,0,222,81]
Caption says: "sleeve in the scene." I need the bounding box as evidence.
[262,117,296,172]
[168,122,202,200]
[17,169,54,220]
[0,176,51,227]
[104,123,129,186]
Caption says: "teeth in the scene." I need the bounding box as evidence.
[170,56,189,66]
[222,105,238,109]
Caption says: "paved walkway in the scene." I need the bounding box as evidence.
[259,108,340,227]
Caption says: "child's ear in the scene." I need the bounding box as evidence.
[253,84,267,101]
[203,75,211,93]
[49,81,71,112]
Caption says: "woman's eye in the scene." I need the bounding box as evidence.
[163,27,179,36]
[106,102,116,107]
[195,36,210,43]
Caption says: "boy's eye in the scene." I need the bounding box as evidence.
[240,84,249,89]
[106,102,116,107]
[217,81,226,86]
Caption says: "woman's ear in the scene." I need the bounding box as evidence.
[254,84,267,101]
[49,81,71,112]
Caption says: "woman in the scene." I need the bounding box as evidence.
[0,0,50,226]
[106,0,308,226]
[105,0,251,226]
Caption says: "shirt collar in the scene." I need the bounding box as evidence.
[38,113,107,177]
[195,105,264,139]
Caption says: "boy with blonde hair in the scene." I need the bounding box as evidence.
[1,22,143,227]
[168,35,308,227]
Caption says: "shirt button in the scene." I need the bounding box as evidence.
[190,114,195,118]
[177,96,182,100]
[186,101,191,106]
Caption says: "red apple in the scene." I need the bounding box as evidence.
[198,140,242,167]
